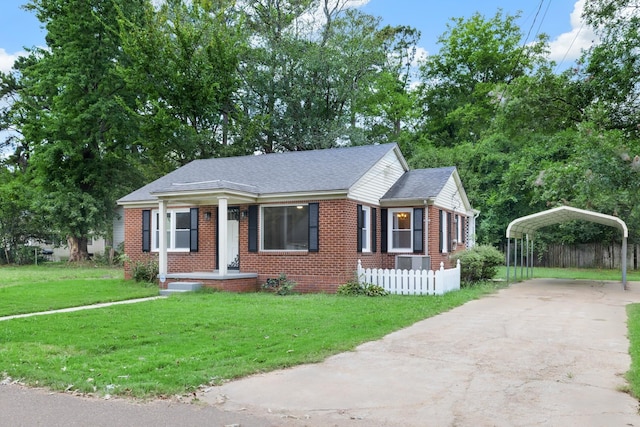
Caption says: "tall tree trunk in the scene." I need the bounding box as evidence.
[67,235,89,262]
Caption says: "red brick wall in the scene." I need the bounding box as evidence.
[426,206,468,270]
[123,206,217,278]
[242,200,361,293]
[123,201,470,292]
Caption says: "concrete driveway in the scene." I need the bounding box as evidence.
[202,279,640,426]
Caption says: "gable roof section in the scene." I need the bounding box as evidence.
[506,206,628,238]
[118,143,405,204]
[381,166,472,210]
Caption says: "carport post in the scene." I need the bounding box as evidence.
[526,235,530,279]
[513,237,518,282]
[530,235,534,279]
[506,238,511,284]
[520,238,524,279]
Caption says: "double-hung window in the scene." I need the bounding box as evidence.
[262,205,309,251]
[388,208,412,252]
[360,206,371,252]
[152,209,191,251]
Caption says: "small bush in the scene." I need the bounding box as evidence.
[337,280,388,297]
[261,273,297,295]
[12,245,48,265]
[451,245,504,285]
[130,257,158,283]
[337,280,365,296]
[362,283,388,297]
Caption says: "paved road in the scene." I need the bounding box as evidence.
[2,279,640,426]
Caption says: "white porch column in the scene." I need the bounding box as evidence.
[158,199,168,278]
[218,196,228,276]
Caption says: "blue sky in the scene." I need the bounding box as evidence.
[0,0,594,73]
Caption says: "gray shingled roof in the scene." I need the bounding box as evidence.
[382,167,456,201]
[119,143,401,203]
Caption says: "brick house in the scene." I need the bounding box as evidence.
[117,143,477,293]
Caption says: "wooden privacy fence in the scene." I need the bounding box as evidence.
[357,259,461,295]
[536,243,640,269]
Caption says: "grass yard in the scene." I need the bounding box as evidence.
[0,264,157,316]
[627,304,640,398]
[0,283,501,398]
[498,266,640,282]
[4,263,640,401]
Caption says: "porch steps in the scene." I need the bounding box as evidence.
[159,281,203,296]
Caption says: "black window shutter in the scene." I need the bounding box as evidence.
[248,205,258,252]
[413,208,424,254]
[371,208,377,253]
[190,208,199,252]
[142,210,151,253]
[439,210,444,253]
[308,203,319,252]
[357,204,363,252]
[448,212,453,251]
[380,208,388,253]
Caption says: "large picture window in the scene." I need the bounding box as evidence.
[388,208,412,252]
[152,209,191,251]
[262,205,309,251]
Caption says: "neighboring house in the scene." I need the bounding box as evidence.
[117,143,477,293]
[38,206,125,261]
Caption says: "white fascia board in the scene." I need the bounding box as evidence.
[256,190,348,203]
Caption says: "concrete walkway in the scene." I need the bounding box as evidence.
[202,279,640,426]
[0,296,165,321]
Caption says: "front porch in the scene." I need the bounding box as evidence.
[163,271,259,293]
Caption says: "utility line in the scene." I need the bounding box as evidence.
[554,22,585,74]
[498,0,548,102]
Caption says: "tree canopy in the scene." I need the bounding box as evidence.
[0,0,638,262]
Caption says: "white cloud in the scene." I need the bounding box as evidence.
[0,48,24,73]
[547,0,598,63]
[413,46,428,65]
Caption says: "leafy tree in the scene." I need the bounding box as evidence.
[118,0,248,177]
[582,0,640,134]
[6,0,148,261]
[417,11,548,147]
[239,1,420,152]
[356,24,421,154]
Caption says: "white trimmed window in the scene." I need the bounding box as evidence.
[361,206,371,252]
[388,208,412,252]
[440,210,448,253]
[152,208,191,251]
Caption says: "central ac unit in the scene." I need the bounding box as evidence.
[395,255,431,271]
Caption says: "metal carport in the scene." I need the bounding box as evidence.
[506,206,629,289]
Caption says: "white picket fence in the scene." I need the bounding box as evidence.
[357,259,461,295]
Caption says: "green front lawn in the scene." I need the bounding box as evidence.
[4,264,640,401]
[0,264,157,316]
[0,284,500,398]
[627,304,640,398]
[498,266,640,282]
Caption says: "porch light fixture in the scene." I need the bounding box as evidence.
[241,210,248,219]
[204,211,212,221]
